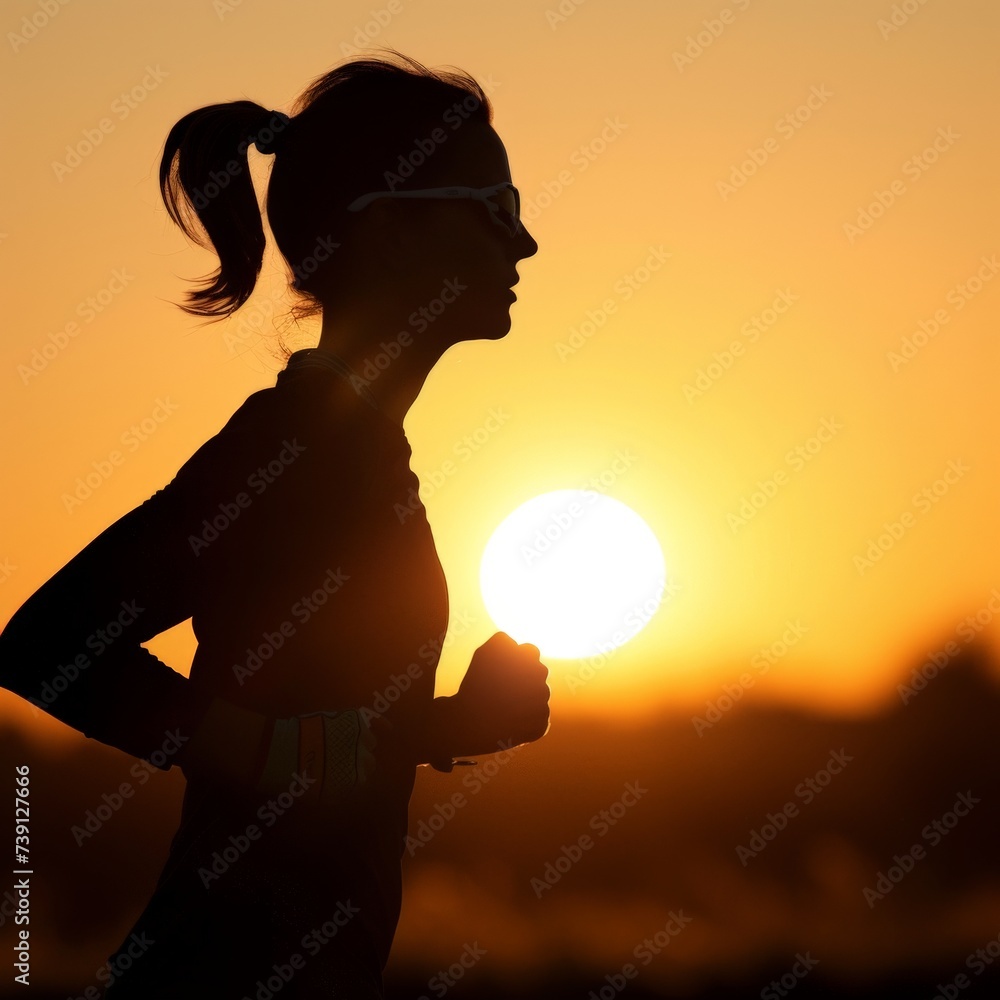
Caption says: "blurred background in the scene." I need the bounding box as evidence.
[1,0,998,996]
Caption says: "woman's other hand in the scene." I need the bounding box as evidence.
[452,631,550,753]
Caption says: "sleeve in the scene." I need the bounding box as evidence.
[0,388,279,771]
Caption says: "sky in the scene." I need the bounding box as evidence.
[1,0,998,748]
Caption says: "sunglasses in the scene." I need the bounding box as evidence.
[346,182,522,237]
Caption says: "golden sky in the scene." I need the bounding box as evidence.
[2,0,998,744]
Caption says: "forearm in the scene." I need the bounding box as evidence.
[413,695,503,770]
[0,480,212,770]
[0,613,211,772]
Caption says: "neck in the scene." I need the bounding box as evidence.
[317,304,444,427]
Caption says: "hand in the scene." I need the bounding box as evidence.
[451,632,550,755]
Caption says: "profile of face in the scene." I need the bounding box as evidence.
[331,122,539,357]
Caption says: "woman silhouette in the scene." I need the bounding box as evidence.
[0,50,548,997]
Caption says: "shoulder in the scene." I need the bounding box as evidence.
[185,375,364,469]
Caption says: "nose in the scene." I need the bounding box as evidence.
[513,222,539,260]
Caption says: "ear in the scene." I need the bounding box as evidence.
[359,199,414,257]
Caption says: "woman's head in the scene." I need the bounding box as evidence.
[159,48,536,336]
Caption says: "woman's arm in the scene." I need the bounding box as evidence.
[411,634,551,770]
[0,484,210,769]
[0,389,280,772]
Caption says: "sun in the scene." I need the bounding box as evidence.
[479,490,666,659]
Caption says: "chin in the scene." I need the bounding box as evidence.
[486,318,512,338]
[442,302,513,345]
[489,305,515,335]
[460,314,512,343]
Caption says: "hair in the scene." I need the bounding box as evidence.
[158,47,493,322]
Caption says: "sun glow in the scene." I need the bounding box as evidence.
[479,490,666,659]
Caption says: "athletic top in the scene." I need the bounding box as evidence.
[0,346,451,995]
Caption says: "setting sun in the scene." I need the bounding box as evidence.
[479,490,666,659]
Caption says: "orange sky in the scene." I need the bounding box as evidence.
[2,0,998,743]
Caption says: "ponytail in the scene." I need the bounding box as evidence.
[158,102,289,319]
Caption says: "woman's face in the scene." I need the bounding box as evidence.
[345,122,539,353]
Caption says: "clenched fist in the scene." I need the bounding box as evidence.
[450,632,550,755]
